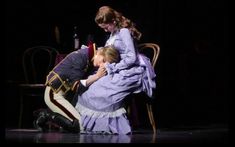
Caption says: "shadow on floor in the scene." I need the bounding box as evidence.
[5,124,228,143]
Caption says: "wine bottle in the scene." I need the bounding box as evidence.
[73,26,80,50]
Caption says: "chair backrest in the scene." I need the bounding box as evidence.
[127,43,160,131]
[138,43,160,68]
[22,46,59,84]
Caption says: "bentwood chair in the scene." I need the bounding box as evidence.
[18,46,59,128]
[128,43,160,134]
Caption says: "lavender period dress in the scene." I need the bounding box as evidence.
[75,28,156,134]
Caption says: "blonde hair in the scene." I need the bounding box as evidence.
[95,6,142,40]
[97,46,120,63]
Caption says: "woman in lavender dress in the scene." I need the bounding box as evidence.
[75,6,156,134]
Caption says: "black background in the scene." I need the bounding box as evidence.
[5,0,229,129]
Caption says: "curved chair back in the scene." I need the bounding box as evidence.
[18,46,59,128]
[138,43,160,68]
[22,46,59,84]
[129,43,160,134]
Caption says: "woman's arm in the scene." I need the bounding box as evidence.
[107,28,137,72]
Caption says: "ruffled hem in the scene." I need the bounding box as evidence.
[76,103,131,134]
[76,102,126,118]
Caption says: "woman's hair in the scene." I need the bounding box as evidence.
[98,46,120,63]
[95,6,142,40]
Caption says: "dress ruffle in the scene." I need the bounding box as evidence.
[138,54,156,97]
[76,103,131,134]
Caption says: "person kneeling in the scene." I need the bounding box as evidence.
[34,45,120,133]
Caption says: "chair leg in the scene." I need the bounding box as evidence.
[18,88,24,128]
[146,104,157,134]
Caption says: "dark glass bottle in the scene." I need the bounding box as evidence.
[73,26,80,50]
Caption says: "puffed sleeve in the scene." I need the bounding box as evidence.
[108,28,137,73]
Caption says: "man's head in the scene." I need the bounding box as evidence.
[93,45,120,67]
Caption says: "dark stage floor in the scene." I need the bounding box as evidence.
[5,125,228,143]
